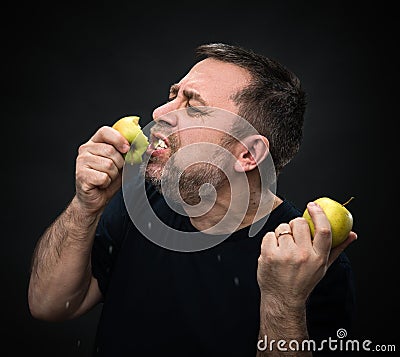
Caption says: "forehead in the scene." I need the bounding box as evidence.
[178,58,251,109]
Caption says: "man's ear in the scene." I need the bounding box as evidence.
[233,135,270,172]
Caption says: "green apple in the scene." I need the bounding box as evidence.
[303,197,354,248]
[112,116,149,165]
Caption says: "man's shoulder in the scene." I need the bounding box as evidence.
[269,198,302,225]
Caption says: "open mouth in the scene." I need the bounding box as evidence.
[153,137,168,150]
[147,133,170,157]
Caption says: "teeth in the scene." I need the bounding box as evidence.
[155,138,167,149]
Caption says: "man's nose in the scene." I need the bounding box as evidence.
[152,101,178,126]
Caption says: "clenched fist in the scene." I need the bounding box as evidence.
[257,201,357,309]
[75,125,131,214]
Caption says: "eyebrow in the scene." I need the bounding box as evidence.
[169,83,208,106]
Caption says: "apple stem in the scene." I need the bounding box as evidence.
[342,196,355,206]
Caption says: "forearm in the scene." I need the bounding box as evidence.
[257,295,311,357]
[28,195,100,321]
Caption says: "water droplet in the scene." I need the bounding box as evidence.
[65,301,70,309]
[108,245,113,254]
[147,221,152,230]
[217,254,221,262]
[234,277,240,286]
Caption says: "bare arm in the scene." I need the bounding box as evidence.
[257,297,309,356]
[256,202,357,356]
[28,196,103,321]
[28,126,130,321]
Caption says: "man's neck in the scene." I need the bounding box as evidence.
[188,174,282,234]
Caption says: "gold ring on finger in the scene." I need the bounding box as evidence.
[277,230,293,238]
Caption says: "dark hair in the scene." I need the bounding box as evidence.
[195,43,307,175]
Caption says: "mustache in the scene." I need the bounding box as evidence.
[150,122,174,136]
[150,123,179,148]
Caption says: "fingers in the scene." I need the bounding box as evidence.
[274,220,311,250]
[91,126,131,154]
[81,155,121,186]
[77,167,112,189]
[260,231,278,257]
[76,126,130,191]
[81,142,126,170]
[274,223,293,248]
[263,200,350,262]
[289,217,312,248]
[82,126,130,168]
[328,231,357,267]
[306,201,332,258]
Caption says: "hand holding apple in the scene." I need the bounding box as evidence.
[302,197,354,248]
[112,116,149,165]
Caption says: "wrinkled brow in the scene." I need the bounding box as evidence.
[169,83,208,106]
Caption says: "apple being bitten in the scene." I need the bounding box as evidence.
[303,197,354,248]
[112,116,149,165]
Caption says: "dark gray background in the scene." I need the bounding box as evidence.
[3,1,398,355]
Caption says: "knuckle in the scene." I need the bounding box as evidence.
[75,165,88,181]
[281,249,310,267]
[76,152,86,163]
[258,255,266,267]
[98,171,110,184]
[79,182,89,192]
[314,255,327,269]
[318,227,331,237]
[275,223,290,234]
[101,144,115,158]
[281,252,296,264]
[75,156,81,167]
[260,255,277,270]
[277,223,290,230]
[116,159,125,170]
[78,143,89,154]
[98,125,109,135]
[103,157,115,171]
[76,154,89,171]
[291,217,308,226]
[296,250,310,264]
[260,241,267,256]
[75,170,82,182]
[264,251,276,263]
[259,247,275,264]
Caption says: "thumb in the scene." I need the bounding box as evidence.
[307,201,332,258]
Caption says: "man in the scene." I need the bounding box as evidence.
[28,43,357,356]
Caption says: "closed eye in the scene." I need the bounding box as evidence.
[186,104,211,118]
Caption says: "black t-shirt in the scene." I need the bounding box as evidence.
[91,181,356,356]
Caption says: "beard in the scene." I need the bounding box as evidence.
[143,131,233,206]
[163,160,228,206]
